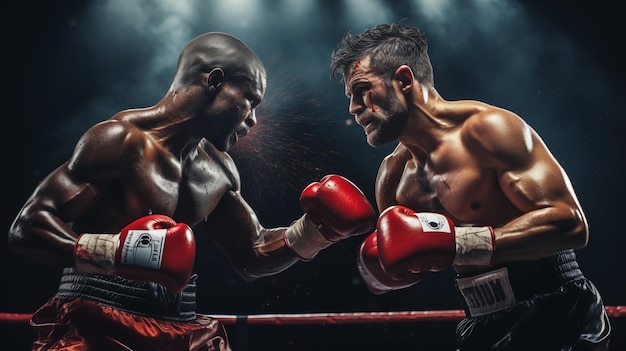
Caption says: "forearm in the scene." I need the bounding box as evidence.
[218,228,300,282]
[209,175,376,280]
[236,227,301,281]
[492,206,588,263]
[8,210,78,267]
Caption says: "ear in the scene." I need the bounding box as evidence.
[205,68,225,93]
[394,65,414,93]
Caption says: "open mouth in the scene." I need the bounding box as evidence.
[236,127,249,138]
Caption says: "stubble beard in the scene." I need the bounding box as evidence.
[367,92,408,147]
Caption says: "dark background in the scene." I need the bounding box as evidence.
[2,0,624,350]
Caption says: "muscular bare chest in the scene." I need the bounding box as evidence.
[394,146,513,225]
[121,142,235,226]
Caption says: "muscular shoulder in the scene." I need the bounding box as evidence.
[380,143,411,170]
[461,106,534,169]
[68,120,147,178]
[197,139,242,191]
[375,143,410,210]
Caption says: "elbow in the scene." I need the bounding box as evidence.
[571,224,589,250]
[569,209,589,249]
[7,233,20,254]
[7,221,28,255]
[234,266,258,283]
[231,252,295,283]
[229,256,261,283]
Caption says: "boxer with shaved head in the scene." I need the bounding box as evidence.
[9,32,376,350]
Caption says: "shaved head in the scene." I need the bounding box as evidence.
[172,32,266,87]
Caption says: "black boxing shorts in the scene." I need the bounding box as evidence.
[454,250,611,350]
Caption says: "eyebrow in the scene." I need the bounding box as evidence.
[345,79,369,98]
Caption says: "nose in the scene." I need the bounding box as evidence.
[348,95,364,116]
[245,110,258,128]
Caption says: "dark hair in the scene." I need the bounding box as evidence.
[330,23,434,87]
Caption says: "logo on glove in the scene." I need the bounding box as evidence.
[122,229,166,269]
[415,213,451,233]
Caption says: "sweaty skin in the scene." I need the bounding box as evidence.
[9,32,298,281]
[331,24,609,350]
[345,56,588,274]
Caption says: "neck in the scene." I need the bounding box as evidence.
[398,85,449,155]
[112,86,206,156]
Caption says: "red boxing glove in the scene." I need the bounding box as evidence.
[285,174,376,260]
[300,174,377,240]
[74,214,196,293]
[377,206,495,279]
[357,232,427,295]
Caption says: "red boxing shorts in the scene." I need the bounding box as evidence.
[30,296,231,351]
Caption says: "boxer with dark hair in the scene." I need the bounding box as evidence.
[9,32,376,350]
[330,23,611,350]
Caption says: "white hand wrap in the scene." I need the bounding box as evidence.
[453,226,495,266]
[74,233,118,275]
[284,214,332,261]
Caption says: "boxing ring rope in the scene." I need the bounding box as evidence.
[1,306,624,324]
